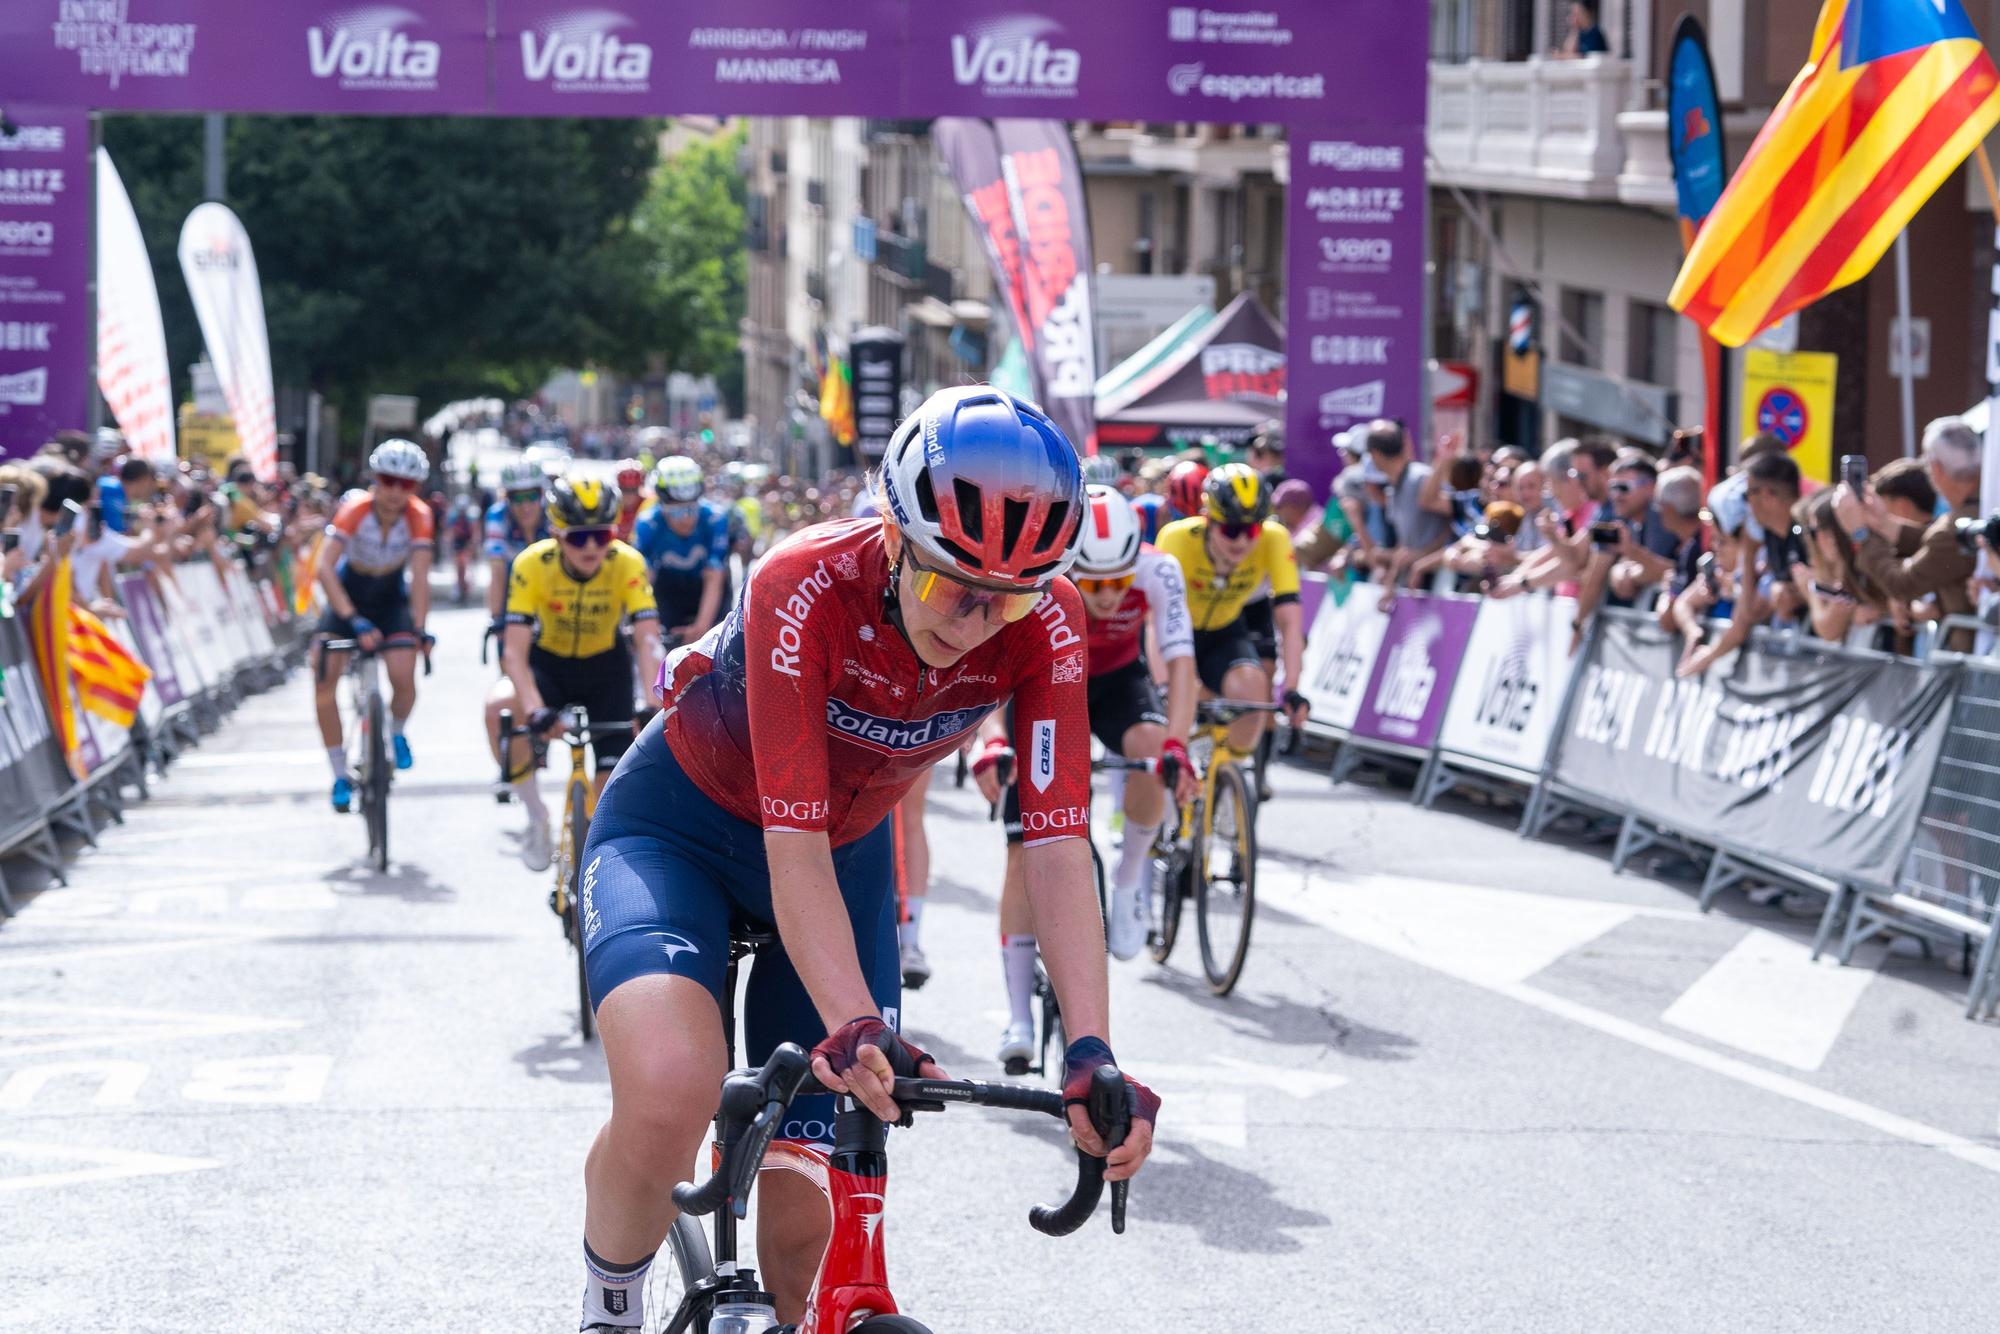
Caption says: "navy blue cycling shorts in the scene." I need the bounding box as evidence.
[579,718,899,1142]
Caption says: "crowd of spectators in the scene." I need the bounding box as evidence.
[1,428,337,620]
[1243,413,1996,670]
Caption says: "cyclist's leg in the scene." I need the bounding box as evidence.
[738,816,899,1320]
[993,777,1035,1060]
[895,770,931,980]
[312,600,354,788]
[578,647,637,795]
[577,737,736,1327]
[1220,661,1272,754]
[1196,622,1269,754]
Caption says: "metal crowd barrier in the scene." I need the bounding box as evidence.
[0,555,306,915]
[1295,589,1994,1018]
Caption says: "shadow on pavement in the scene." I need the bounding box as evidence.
[1138,965,1419,1061]
[324,861,457,905]
[515,1031,610,1083]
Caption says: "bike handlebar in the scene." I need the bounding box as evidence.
[1197,698,1282,723]
[670,1043,1130,1239]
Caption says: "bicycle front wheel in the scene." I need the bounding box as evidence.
[566,784,595,1041]
[364,694,389,873]
[1150,815,1191,965]
[638,1215,714,1334]
[1196,764,1257,996]
[852,1318,935,1333]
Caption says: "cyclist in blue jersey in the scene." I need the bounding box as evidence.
[484,461,551,624]
[631,455,729,647]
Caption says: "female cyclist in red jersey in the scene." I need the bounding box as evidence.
[569,387,1161,1331]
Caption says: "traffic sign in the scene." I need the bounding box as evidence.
[1756,387,1809,446]
[1741,349,1838,482]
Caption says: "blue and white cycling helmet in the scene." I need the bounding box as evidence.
[880,384,1084,589]
[369,439,429,482]
[653,455,704,504]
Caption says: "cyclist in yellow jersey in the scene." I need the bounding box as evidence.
[1155,463,1310,755]
[495,473,664,870]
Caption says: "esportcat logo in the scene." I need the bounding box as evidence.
[521,8,653,93]
[949,15,1079,97]
[1168,62,1325,102]
[308,7,442,90]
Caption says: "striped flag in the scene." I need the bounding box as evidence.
[27,558,82,777]
[1670,0,2000,347]
[70,604,151,730]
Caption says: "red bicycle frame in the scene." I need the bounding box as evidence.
[759,1141,898,1332]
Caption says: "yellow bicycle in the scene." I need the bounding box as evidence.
[1145,698,1275,996]
[498,704,631,1041]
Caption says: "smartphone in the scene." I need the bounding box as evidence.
[53,498,84,537]
[0,484,16,519]
[1,531,18,555]
[1839,454,1868,490]
[1589,521,1623,549]
[86,503,103,541]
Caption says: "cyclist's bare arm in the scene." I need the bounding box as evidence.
[1163,655,1197,747]
[768,829,941,1122]
[318,534,358,621]
[486,556,510,618]
[407,546,433,635]
[1275,600,1305,695]
[630,620,665,703]
[689,566,724,639]
[499,622,547,720]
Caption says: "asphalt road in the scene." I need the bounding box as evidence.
[3,586,1997,1331]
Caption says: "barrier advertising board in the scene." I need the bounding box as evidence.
[1297,593,1390,734]
[1350,593,1479,752]
[1552,614,1958,890]
[1436,594,1580,777]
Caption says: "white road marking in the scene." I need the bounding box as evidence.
[1262,870,2000,1176]
[0,930,274,971]
[173,745,492,769]
[0,1140,218,1192]
[30,883,342,918]
[0,1002,300,1059]
[1287,871,1638,986]
[1662,927,1876,1072]
[0,1060,149,1109]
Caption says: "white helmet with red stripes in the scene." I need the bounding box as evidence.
[1075,484,1142,578]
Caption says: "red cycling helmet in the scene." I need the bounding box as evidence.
[1167,460,1210,518]
[880,385,1085,589]
[614,459,644,491]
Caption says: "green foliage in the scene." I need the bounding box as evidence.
[99,114,728,436]
[632,125,749,414]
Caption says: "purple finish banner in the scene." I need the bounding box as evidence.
[1285,122,1429,505]
[0,106,91,460]
[1350,593,1480,752]
[118,574,185,706]
[905,3,1423,124]
[3,2,492,114]
[492,1,906,116]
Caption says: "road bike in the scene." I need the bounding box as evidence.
[318,633,429,873]
[497,704,635,1042]
[641,925,1130,1334]
[1105,699,1276,997]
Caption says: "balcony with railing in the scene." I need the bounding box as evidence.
[1428,55,1633,199]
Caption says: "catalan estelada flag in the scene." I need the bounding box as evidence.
[819,355,856,447]
[27,556,82,777]
[1670,0,2000,346]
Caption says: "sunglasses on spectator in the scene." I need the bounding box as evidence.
[1077,572,1137,596]
[1211,520,1260,541]
[560,527,614,550]
[508,489,541,504]
[1608,481,1639,496]
[904,553,1045,623]
[375,475,418,491]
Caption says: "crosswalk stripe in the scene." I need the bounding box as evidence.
[1662,927,1876,1072]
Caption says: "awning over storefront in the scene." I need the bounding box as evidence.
[1096,290,1284,451]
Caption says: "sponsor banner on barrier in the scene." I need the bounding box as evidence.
[1351,593,1479,751]
[1436,594,1580,777]
[1297,592,1390,734]
[119,575,187,706]
[1285,120,1428,503]
[1552,614,1958,890]
[492,0,904,116]
[1,0,492,113]
[0,105,91,459]
[0,615,71,824]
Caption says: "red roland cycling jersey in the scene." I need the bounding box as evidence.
[1083,547,1194,676]
[661,518,1092,847]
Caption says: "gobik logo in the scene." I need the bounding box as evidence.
[950,16,1080,97]
[308,7,443,90]
[522,9,654,94]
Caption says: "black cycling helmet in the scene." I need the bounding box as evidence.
[1203,462,1272,527]
[545,474,619,531]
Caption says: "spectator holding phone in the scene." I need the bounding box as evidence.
[1678,451,1803,677]
[1834,417,1983,652]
